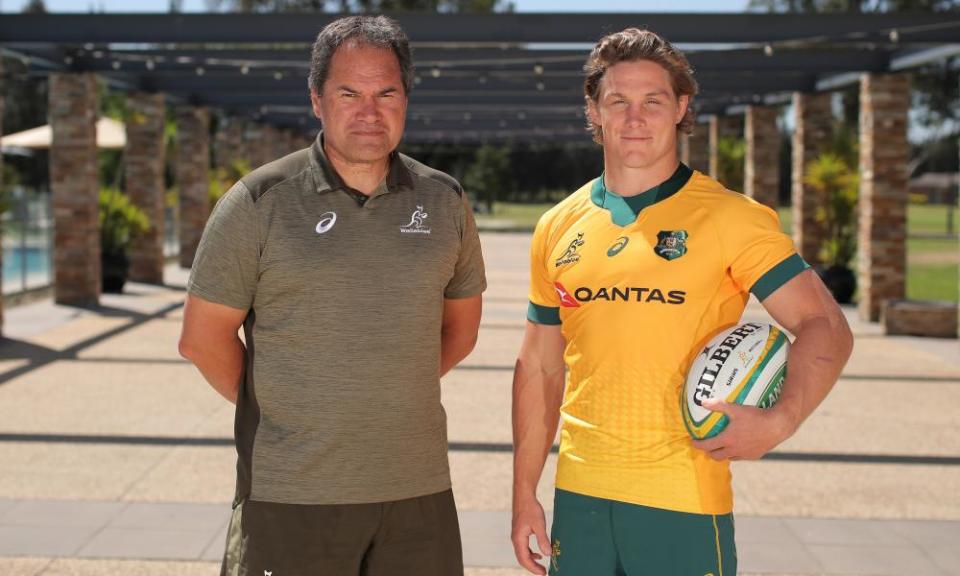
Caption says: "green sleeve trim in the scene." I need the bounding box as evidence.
[527,302,561,325]
[751,253,810,301]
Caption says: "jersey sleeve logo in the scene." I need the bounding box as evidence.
[654,230,688,261]
[554,282,581,307]
[555,232,585,267]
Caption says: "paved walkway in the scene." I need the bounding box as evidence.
[1,232,958,576]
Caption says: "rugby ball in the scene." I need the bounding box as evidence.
[682,322,789,440]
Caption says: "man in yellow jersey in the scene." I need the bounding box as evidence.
[510,28,854,576]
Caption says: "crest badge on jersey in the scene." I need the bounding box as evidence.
[654,230,688,261]
[555,232,585,267]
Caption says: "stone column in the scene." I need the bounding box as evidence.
[215,117,245,171]
[683,123,709,173]
[859,74,909,321]
[0,58,4,333]
[745,105,780,209]
[50,73,100,307]
[708,114,742,182]
[125,92,166,285]
[791,91,833,265]
[273,128,296,160]
[176,106,211,269]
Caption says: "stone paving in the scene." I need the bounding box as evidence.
[0,232,958,576]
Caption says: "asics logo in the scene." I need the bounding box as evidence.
[315,212,337,234]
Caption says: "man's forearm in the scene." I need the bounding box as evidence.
[773,312,853,432]
[512,357,564,504]
[440,329,477,377]
[185,335,247,404]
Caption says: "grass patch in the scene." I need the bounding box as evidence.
[475,202,555,230]
[907,263,959,302]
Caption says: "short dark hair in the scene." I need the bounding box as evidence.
[308,15,414,95]
[583,28,698,143]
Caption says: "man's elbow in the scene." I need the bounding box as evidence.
[178,334,205,363]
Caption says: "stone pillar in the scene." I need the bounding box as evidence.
[125,92,166,285]
[215,117,245,171]
[683,123,709,173]
[792,91,833,265]
[745,105,780,209]
[859,74,909,321]
[273,129,296,160]
[176,106,211,269]
[708,114,742,181]
[0,58,4,333]
[50,73,100,307]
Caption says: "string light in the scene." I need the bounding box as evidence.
[533,63,544,75]
[763,44,774,57]
[889,29,900,43]
[241,64,250,75]
[274,71,284,81]
[196,66,205,76]
[111,61,121,70]
[430,67,441,78]
[145,59,155,70]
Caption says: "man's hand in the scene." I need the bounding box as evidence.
[691,399,798,461]
[511,495,551,575]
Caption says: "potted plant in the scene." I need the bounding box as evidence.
[804,153,859,303]
[99,187,149,293]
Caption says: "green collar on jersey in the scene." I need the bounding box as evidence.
[591,163,693,226]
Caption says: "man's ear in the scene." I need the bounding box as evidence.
[676,94,689,125]
[586,97,600,135]
[310,89,323,121]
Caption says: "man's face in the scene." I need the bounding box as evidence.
[310,41,407,166]
[587,59,688,171]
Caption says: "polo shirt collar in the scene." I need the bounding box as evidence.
[591,162,693,226]
[309,131,414,197]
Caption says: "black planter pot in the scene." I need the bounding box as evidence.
[816,264,856,304]
[102,251,129,294]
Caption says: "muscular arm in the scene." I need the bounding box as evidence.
[178,294,249,404]
[511,321,566,575]
[440,294,482,377]
[695,269,854,460]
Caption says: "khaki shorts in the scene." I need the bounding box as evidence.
[221,489,463,576]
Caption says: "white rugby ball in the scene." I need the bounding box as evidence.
[682,322,789,440]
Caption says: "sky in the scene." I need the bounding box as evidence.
[0,0,748,12]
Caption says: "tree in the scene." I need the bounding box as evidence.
[463,144,513,213]
[207,0,511,13]
[21,0,47,13]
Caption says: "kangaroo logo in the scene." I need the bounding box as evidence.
[400,205,431,234]
[555,232,585,267]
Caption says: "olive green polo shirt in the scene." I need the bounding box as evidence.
[187,134,486,505]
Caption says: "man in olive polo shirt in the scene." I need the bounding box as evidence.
[178,16,485,576]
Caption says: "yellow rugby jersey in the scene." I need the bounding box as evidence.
[528,163,807,515]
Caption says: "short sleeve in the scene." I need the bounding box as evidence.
[724,200,809,301]
[186,181,260,310]
[444,192,487,299]
[527,214,561,325]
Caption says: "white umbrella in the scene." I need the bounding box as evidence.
[1,117,126,152]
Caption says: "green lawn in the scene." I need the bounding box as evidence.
[479,201,959,302]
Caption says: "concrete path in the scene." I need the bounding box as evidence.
[1,232,958,576]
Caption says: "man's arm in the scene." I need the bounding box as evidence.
[178,293,249,404]
[511,321,566,575]
[694,269,854,460]
[440,294,482,377]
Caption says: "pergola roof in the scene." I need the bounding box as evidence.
[2,12,959,143]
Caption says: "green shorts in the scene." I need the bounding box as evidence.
[548,489,736,576]
[220,489,463,576]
